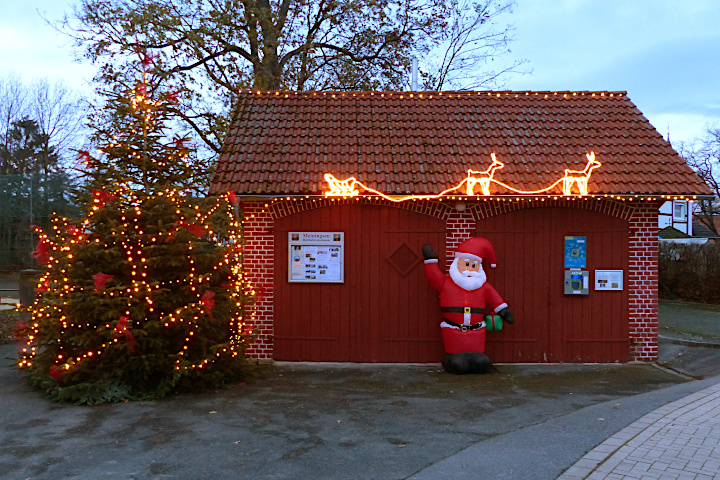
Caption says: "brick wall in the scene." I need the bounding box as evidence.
[626,203,661,361]
[240,197,660,362]
[239,202,275,360]
[445,210,476,269]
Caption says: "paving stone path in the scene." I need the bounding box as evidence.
[559,380,720,479]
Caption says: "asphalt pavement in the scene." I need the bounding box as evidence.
[2,298,720,479]
[3,341,720,480]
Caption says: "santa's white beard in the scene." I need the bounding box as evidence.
[449,258,487,291]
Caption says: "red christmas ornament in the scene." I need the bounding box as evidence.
[115,316,136,354]
[35,278,49,292]
[93,273,115,290]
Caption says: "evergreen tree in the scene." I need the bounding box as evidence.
[18,57,252,404]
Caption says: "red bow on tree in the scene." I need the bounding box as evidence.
[64,225,88,240]
[227,191,239,204]
[201,290,216,318]
[141,51,155,68]
[167,89,180,103]
[165,230,178,244]
[173,221,206,238]
[92,190,117,208]
[135,82,148,96]
[171,136,190,157]
[254,286,269,303]
[93,273,115,290]
[13,321,29,341]
[49,365,63,381]
[76,150,94,168]
[30,239,50,264]
[115,316,136,354]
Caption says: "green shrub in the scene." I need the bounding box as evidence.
[659,242,720,304]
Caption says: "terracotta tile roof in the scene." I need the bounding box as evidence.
[211,90,712,197]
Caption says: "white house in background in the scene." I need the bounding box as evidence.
[658,199,719,244]
[659,200,692,234]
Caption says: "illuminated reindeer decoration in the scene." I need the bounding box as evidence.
[324,152,601,201]
[561,152,601,196]
[466,153,505,196]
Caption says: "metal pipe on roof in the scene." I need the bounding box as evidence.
[412,58,418,91]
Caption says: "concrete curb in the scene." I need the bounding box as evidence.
[658,334,720,349]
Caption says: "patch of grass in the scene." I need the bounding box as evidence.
[0,309,22,344]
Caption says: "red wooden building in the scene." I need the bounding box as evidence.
[210,90,712,364]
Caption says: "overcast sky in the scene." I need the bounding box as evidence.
[2,0,719,145]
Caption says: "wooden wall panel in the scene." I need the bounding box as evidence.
[275,204,629,363]
[478,207,629,363]
[274,204,445,362]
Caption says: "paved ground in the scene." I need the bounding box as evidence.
[558,380,720,480]
[0,343,708,480]
[1,298,719,479]
[3,341,720,480]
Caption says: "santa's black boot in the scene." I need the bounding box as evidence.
[442,353,471,374]
[469,352,497,374]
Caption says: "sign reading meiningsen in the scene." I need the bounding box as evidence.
[288,232,344,283]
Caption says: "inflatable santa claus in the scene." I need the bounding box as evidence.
[423,237,514,374]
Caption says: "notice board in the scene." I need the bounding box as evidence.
[288,232,344,283]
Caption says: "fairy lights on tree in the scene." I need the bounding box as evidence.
[18,51,253,404]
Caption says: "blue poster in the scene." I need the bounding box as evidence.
[564,236,587,269]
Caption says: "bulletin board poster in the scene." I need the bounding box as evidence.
[564,236,587,269]
[288,232,344,283]
[595,270,623,291]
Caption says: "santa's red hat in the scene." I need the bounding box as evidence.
[454,237,497,268]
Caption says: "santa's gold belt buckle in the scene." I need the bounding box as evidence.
[462,307,472,331]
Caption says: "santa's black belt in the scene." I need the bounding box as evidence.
[441,307,485,314]
[443,319,484,331]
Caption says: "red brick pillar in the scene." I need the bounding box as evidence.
[240,201,275,361]
[627,203,660,361]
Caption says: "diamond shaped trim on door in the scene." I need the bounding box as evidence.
[387,243,421,277]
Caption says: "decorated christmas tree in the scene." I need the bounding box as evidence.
[17,55,253,404]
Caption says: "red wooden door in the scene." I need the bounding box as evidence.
[274,204,446,362]
[479,207,629,363]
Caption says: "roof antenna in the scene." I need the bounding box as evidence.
[667,122,671,144]
[411,57,419,91]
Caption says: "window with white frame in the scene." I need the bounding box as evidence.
[673,201,687,221]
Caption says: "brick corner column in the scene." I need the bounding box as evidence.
[628,204,659,362]
[240,201,275,361]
